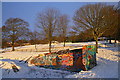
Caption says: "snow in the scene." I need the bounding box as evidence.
[66,46,119,78]
[0,41,119,78]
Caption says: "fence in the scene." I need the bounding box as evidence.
[15,45,75,52]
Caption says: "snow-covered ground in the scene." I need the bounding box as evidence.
[66,47,119,78]
[0,41,119,78]
[0,41,105,52]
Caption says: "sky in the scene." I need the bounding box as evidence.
[1,0,120,2]
[2,2,118,31]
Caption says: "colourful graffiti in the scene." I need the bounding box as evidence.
[58,53,73,66]
[82,45,97,71]
[30,45,96,72]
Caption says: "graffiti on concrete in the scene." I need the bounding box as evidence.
[30,45,96,72]
[82,45,97,70]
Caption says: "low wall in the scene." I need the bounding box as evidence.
[30,45,96,72]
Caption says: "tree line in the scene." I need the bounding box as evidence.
[2,3,119,53]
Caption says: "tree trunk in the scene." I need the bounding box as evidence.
[49,41,52,53]
[114,37,117,47]
[114,37,117,43]
[12,43,15,51]
[115,40,117,43]
[95,38,98,53]
[109,36,111,44]
[35,44,37,52]
[63,40,65,47]
[109,39,111,44]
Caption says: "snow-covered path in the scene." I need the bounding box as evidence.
[0,41,119,78]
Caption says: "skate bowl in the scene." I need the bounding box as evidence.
[30,45,97,72]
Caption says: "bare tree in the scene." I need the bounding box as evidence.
[57,14,69,47]
[37,8,60,53]
[68,31,77,42]
[28,30,42,51]
[2,26,9,49]
[104,4,120,43]
[3,18,29,51]
[73,3,118,53]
